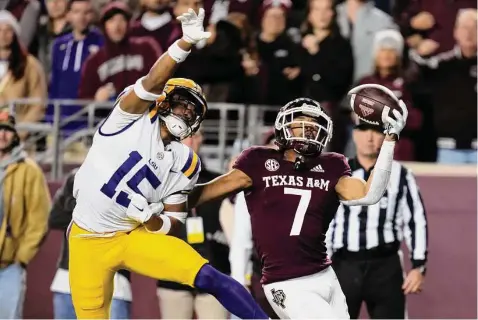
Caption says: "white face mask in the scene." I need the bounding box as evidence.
[275,104,333,152]
[159,113,192,140]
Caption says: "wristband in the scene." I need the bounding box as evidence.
[168,40,191,63]
[133,77,161,101]
[145,215,171,234]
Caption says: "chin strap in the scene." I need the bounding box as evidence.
[294,156,306,171]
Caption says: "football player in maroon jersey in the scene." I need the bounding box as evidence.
[187,96,408,318]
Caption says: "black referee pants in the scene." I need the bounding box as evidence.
[332,252,405,319]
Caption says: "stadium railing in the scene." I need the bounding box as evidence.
[8,98,281,179]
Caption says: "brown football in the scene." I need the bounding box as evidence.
[348,84,403,127]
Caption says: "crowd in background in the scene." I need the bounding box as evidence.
[0,0,475,163]
[0,0,475,318]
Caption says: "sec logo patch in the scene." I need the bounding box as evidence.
[265,159,280,172]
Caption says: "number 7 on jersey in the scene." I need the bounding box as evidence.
[285,187,312,236]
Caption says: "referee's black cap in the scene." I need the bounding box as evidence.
[353,115,383,133]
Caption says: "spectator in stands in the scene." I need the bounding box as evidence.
[157,128,230,319]
[300,0,353,104]
[356,30,422,161]
[47,0,103,134]
[224,12,266,104]
[409,9,477,164]
[174,0,203,19]
[38,0,71,77]
[300,0,354,153]
[336,0,397,81]
[129,0,180,52]
[203,0,229,26]
[78,1,161,119]
[175,6,253,103]
[0,11,47,141]
[0,107,50,319]
[1,0,41,50]
[255,0,302,106]
[203,0,263,27]
[394,0,476,56]
[49,168,132,319]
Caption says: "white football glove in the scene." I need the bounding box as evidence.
[384,99,408,138]
[177,8,211,45]
[126,193,164,224]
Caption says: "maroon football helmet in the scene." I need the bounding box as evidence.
[274,98,333,156]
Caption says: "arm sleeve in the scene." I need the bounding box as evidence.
[408,49,446,69]
[49,171,76,230]
[229,192,253,286]
[16,165,51,265]
[401,168,428,268]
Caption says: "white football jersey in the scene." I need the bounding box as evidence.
[72,88,201,233]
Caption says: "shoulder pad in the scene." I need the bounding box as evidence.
[172,143,201,180]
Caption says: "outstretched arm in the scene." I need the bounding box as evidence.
[336,98,409,205]
[188,169,253,209]
[336,134,396,205]
[119,8,211,114]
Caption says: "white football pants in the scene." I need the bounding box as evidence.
[263,266,350,319]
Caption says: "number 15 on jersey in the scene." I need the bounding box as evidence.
[100,151,161,208]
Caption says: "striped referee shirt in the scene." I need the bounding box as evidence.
[326,158,428,269]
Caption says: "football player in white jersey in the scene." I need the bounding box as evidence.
[69,8,268,319]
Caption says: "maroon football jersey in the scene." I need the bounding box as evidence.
[233,146,351,284]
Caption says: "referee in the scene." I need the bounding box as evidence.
[326,119,428,319]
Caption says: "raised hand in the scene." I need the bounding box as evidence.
[177,8,211,45]
[384,99,408,138]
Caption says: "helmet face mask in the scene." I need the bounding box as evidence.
[274,98,333,156]
[156,79,207,140]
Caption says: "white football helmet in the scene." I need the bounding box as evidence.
[274,98,333,156]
